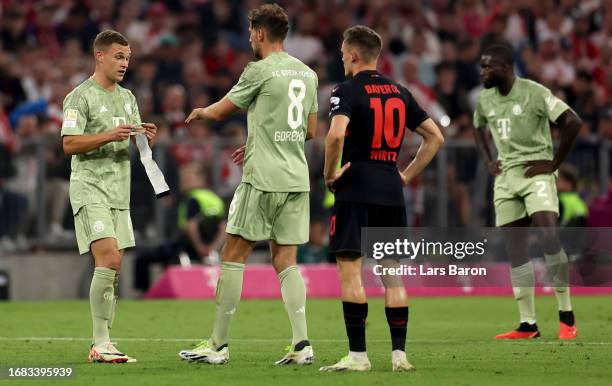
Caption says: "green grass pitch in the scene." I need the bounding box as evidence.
[1,296,611,386]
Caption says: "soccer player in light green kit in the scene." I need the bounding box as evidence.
[61,30,158,363]
[178,4,317,365]
[473,45,582,340]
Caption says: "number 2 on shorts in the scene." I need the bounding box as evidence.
[535,181,548,198]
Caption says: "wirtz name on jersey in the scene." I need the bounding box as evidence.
[370,150,398,161]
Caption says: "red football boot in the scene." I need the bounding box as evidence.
[559,322,578,340]
[495,323,540,340]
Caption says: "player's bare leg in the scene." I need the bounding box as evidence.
[320,255,371,372]
[496,218,540,339]
[380,259,414,372]
[270,242,313,365]
[88,238,133,363]
[180,234,254,363]
[531,211,577,339]
[337,255,367,303]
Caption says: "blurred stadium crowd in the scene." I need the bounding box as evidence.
[1,0,611,264]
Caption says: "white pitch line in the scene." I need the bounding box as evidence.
[0,337,396,343]
[0,337,611,345]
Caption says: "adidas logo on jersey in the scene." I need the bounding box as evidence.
[100,105,108,113]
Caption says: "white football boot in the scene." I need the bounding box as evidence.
[319,355,371,372]
[178,340,229,364]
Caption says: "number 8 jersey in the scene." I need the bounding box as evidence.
[227,51,318,193]
[329,70,428,206]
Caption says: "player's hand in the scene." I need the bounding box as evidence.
[185,108,204,124]
[524,160,555,178]
[399,171,410,186]
[487,160,502,176]
[232,145,246,166]
[325,162,351,192]
[141,122,157,141]
[107,125,133,142]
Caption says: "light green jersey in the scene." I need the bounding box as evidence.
[473,77,570,170]
[227,51,318,192]
[61,78,141,214]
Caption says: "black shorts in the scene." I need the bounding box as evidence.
[329,201,407,256]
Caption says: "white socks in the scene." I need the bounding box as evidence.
[510,261,536,324]
[348,351,369,361]
[544,249,572,311]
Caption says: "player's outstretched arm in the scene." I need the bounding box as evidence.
[524,109,582,178]
[185,96,240,124]
[473,125,501,176]
[62,124,133,156]
[324,114,351,191]
[399,118,444,185]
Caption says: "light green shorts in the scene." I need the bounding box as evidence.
[494,166,559,226]
[74,203,135,255]
[226,183,309,244]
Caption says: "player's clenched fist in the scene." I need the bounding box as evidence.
[107,124,133,142]
[185,108,204,124]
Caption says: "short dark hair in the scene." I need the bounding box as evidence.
[343,25,383,63]
[482,44,514,66]
[93,30,129,53]
[248,4,289,42]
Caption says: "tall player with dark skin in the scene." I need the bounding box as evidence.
[473,45,581,340]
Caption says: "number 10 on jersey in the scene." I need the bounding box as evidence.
[369,97,405,162]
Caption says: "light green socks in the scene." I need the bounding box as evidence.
[278,266,308,345]
[90,267,116,347]
[510,261,536,324]
[108,273,119,333]
[545,249,572,311]
[211,262,245,348]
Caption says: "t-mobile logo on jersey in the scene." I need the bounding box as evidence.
[112,117,127,127]
[496,118,511,140]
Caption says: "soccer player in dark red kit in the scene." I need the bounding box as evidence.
[319,25,444,372]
